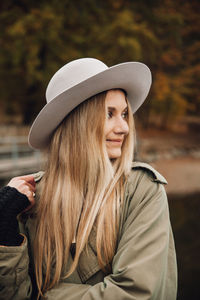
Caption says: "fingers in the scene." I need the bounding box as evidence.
[24,190,35,207]
[7,175,36,207]
[25,182,36,193]
[8,175,35,189]
[15,175,36,187]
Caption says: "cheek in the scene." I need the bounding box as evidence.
[104,121,111,137]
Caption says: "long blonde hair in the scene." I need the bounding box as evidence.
[34,90,135,297]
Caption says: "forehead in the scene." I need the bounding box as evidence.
[105,89,127,107]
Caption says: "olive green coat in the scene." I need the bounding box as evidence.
[0,162,177,300]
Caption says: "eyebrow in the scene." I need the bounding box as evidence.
[107,106,128,112]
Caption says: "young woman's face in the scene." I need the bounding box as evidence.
[105,90,129,159]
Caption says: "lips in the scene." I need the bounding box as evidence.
[107,139,122,142]
[106,139,123,144]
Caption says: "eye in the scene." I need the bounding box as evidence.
[107,111,113,119]
[122,110,128,119]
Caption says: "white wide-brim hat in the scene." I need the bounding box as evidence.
[28,58,152,149]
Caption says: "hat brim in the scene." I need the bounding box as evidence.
[28,62,151,149]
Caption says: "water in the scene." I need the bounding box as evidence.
[168,193,200,300]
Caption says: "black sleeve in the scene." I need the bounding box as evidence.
[0,186,30,246]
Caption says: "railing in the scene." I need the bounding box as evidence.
[0,136,44,183]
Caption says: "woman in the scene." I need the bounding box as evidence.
[0,58,177,299]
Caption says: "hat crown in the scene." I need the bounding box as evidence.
[46,58,108,103]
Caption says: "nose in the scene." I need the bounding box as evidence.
[113,117,129,135]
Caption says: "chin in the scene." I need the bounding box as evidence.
[108,150,122,159]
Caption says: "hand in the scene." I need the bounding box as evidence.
[7,175,36,211]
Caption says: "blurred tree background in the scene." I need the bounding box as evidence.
[0,0,199,127]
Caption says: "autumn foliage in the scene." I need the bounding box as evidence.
[0,0,199,128]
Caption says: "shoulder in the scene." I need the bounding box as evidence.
[124,161,168,212]
[130,161,167,185]
[118,162,170,245]
[126,161,167,193]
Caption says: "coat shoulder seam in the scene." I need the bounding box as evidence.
[131,161,167,185]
